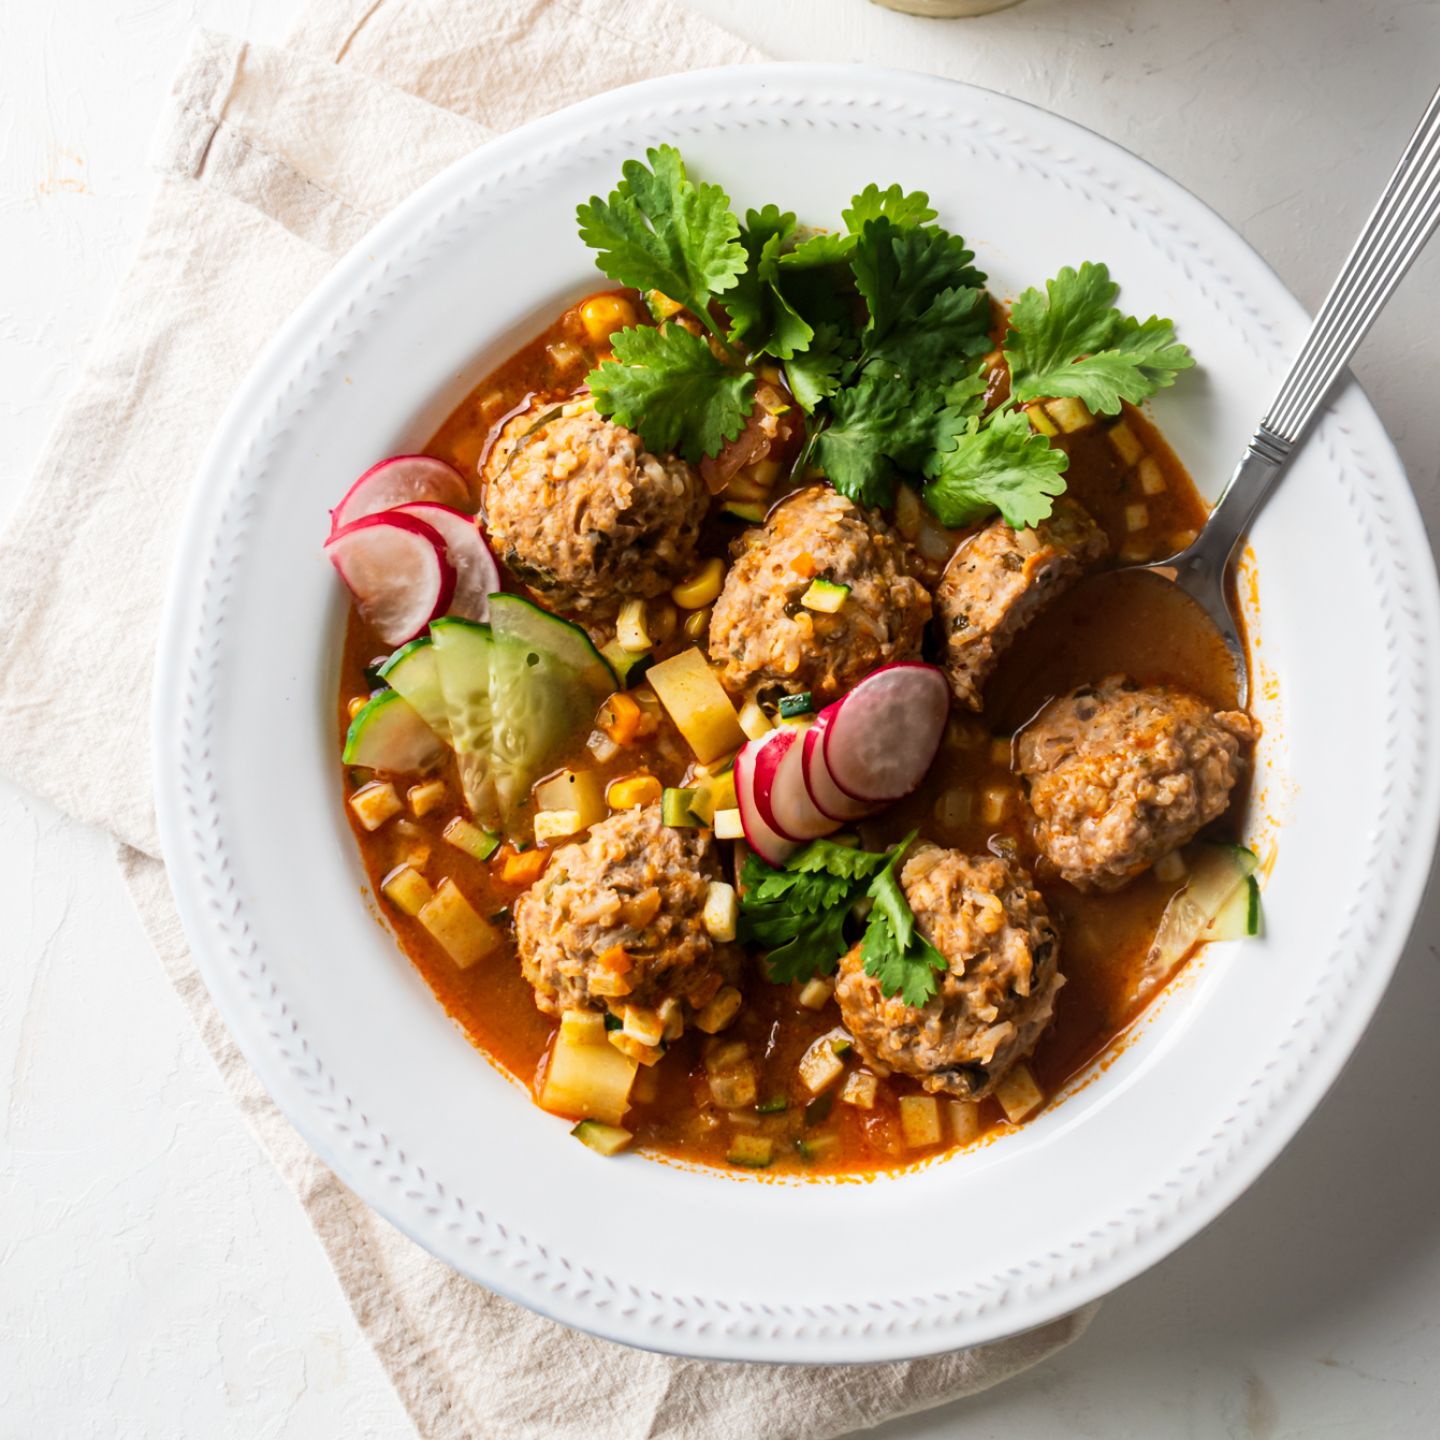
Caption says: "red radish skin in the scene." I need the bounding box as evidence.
[330,455,469,533]
[325,512,455,646]
[768,726,843,841]
[821,662,949,804]
[733,731,798,867]
[394,502,500,623]
[802,722,873,823]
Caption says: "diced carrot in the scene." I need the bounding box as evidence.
[790,551,817,579]
[497,846,550,886]
[597,945,634,975]
[598,691,643,746]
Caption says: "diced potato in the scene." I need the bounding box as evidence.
[533,768,607,828]
[621,1005,665,1047]
[630,1064,660,1105]
[727,1134,774,1168]
[416,879,501,970]
[541,1029,637,1125]
[713,807,745,840]
[443,816,500,862]
[933,787,973,829]
[841,1070,878,1110]
[656,997,684,1043]
[1126,502,1150,533]
[560,1009,607,1047]
[381,864,433,918]
[570,1119,633,1156]
[1025,403,1059,437]
[407,779,448,817]
[645,647,746,763]
[995,1063,1044,1123]
[702,881,739,942]
[738,699,773,741]
[989,738,1012,768]
[1138,457,1167,495]
[899,1094,943,1147]
[534,809,583,845]
[797,976,834,1011]
[1047,396,1093,433]
[588,970,634,998]
[349,781,401,831]
[1108,419,1144,465]
[948,1100,984,1144]
[798,1034,846,1094]
[609,1031,663,1066]
[980,785,1012,825]
[709,1062,758,1109]
[705,1039,750,1075]
[694,984,743,1034]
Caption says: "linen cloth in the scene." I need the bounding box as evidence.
[0,3,1097,1435]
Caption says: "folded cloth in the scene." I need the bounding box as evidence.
[0,3,1097,1436]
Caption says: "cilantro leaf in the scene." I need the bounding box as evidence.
[860,835,949,1007]
[783,323,846,413]
[576,145,747,331]
[812,370,908,506]
[852,219,987,350]
[727,205,815,361]
[843,183,938,233]
[1005,261,1194,415]
[861,283,993,385]
[588,324,753,463]
[924,405,1069,530]
[779,231,856,270]
[788,838,890,884]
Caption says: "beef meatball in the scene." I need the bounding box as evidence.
[708,485,931,704]
[1016,675,1260,892]
[481,400,708,613]
[514,803,740,1019]
[835,845,1061,1100]
[935,497,1108,710]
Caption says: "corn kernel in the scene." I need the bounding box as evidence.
[607,773,662,810]
[349,781,402,832]
[683,605,713,642]
[578,293,638,345]
[1108,420,1144,465]
[671,556,726,611]
[347,695,368,719]
[702,881,739,942]
[694,984,743,1034]
[1138,457,1167,495]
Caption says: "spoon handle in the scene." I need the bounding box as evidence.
[1202,83,1440,562]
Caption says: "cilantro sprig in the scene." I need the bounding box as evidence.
[575,148,1194,532]
[739,831,950,1007]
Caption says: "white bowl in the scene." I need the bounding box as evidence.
[153,64,1440,1363]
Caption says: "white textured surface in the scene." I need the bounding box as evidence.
[3,0,1439,1435]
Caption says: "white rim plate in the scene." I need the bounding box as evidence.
[154,65,1440,1363]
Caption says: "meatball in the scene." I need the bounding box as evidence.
[1016,675,1260,892]
[708,485,932,704]
[481,400,707,613]
[835,845,1061,1100]
[513,803,739,1019]
[935,498,1108,711]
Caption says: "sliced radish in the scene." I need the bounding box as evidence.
[802,722,873,823]
[767,726,842,841]
[325,512,455,646]
[734,730,798,867]
[394,502,500,623]
[822,662,949,804]
[330,455,470,533]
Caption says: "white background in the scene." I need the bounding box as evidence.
[3,1,1439,1437]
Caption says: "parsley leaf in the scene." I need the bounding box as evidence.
[1005,261,1194,415]
[860,835,949,1007]
[923,405,1069,530]
[842,183,939,233]
[576,145,747,335]
[588,324,754,463]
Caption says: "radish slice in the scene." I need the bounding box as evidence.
[330,455,469,533]
[802,723,873,822]
[768,726,843,841]
[394,502,500,623]
[734,730,798,867]
[822,662,949,804]
[325,513,455,646]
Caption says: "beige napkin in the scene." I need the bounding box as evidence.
[0,3,1097,1435]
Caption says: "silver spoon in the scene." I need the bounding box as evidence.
[1130,83,1440,707]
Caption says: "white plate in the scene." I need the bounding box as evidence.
[153,65,1440,1363]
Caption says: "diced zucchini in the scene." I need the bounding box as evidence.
[702,881,738,942]
[756,1096,788,1115]
[737,699,773,740]
[349,780,402,831]
[381,864,433,917]
[713,807,745,840]
[694,984,743,1034]
[429,617,496,817]
[442,815,500,862]
[533,768,607,828]
[899,1095,942,1147]
[804,1092,835,1127]
[795,1133,841,1164]
[378,636,450,741]
[416,878,501,970]
[721,500,766,523]
[1206,872,1262,941]
[727,1135,774,1169]
[777,691,814,719]
[995,1063,1044,1123]
[342,690,446,774]
[1145,842,1262,988]
[656,997,684,1042]
[662,787,705,827]
[540,1029,637,1125]
[800,579,849,614]
[560,1009,607,1047]
[571,1119,633,1156]
[600,640,653,688]
[645,647,746,763]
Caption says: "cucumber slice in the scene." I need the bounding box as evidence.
[430,617,496,819]
[1143,842,1261,992]
[378,636,449,740]
[342,690,445,774]
[489,593,616,695]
